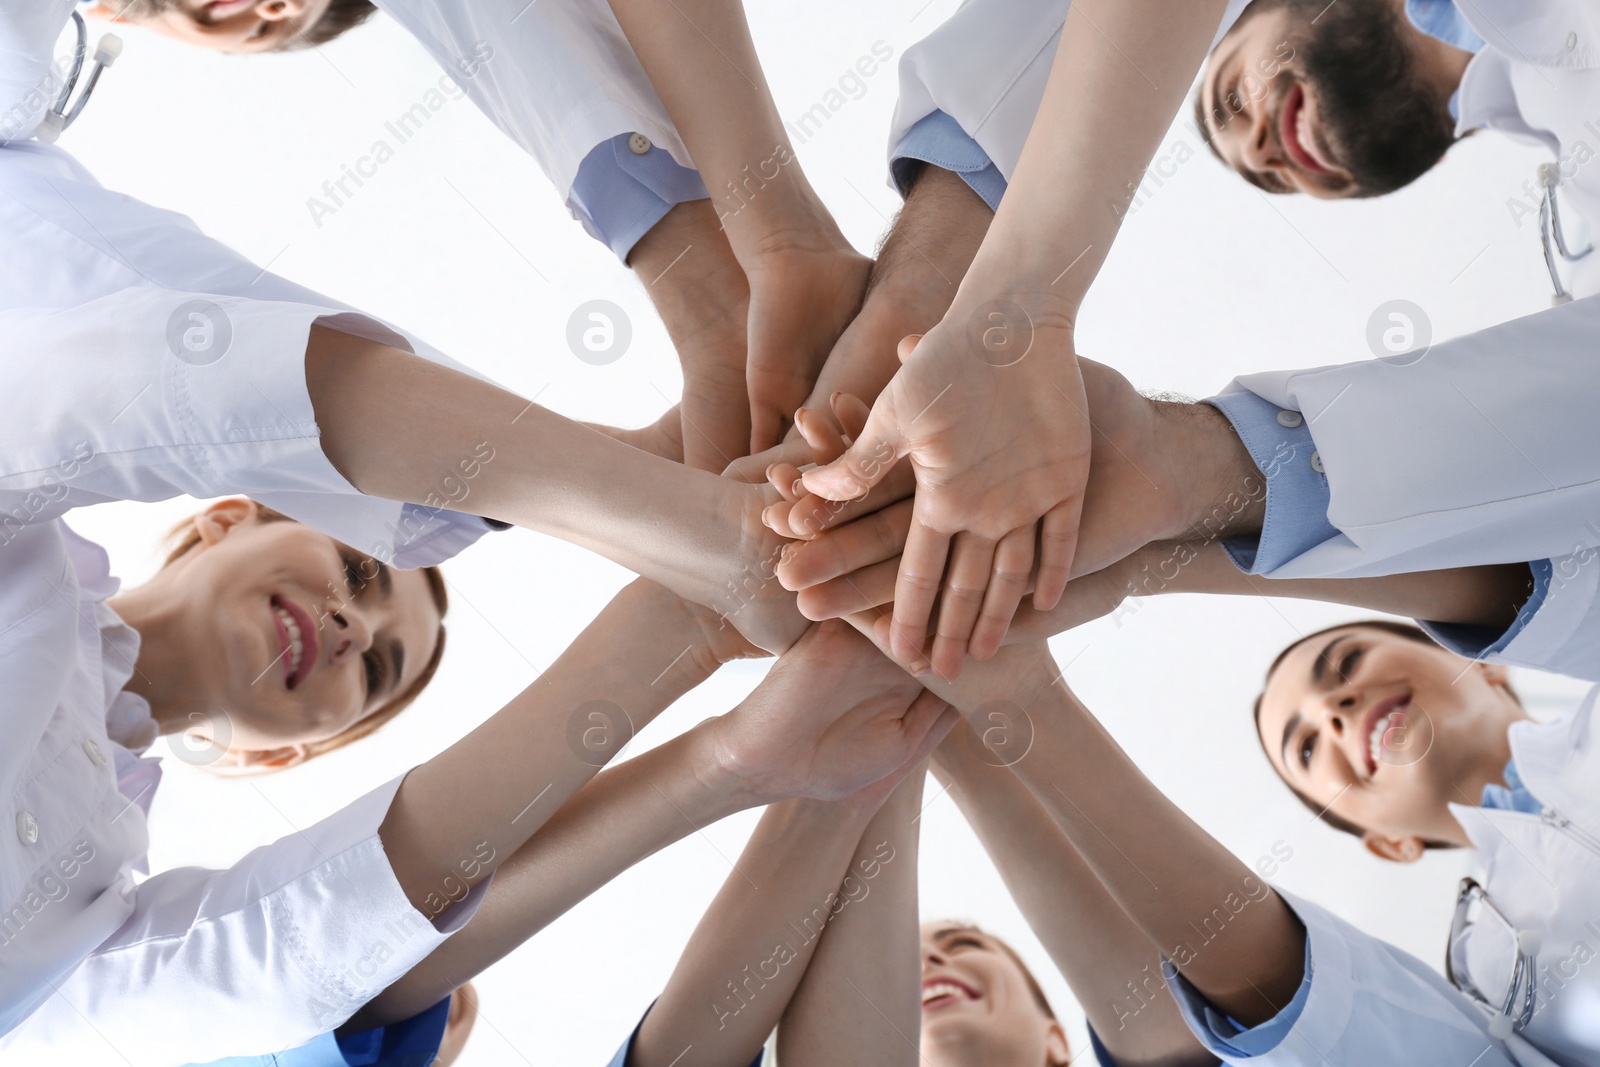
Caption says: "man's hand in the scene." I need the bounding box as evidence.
[704,620,956,803]
[744,240,872,453]
[800,313,1090,676]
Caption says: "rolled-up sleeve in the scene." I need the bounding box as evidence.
[1,774,492,1065]
[1164,890,1523,1066]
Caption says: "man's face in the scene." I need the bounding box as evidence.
[87,0,332,53]
[1199,0,1458,199]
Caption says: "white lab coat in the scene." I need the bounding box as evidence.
[0,60,501,1067]
[1453,0,1600,299]
[1169,689,1600,1067]
[1214,292,1600,682]
[887,0,1253,182]
[371,0,692,244]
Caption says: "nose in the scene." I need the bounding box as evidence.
[324,608,373,667]
[254,0,306,21]
[921,941,948,970]
[1234,99,1284,182]
[1314,685,1361,738]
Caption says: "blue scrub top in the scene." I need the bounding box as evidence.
[190,994,452,1067]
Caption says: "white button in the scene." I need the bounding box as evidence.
[627,132,652,155]
[1276,410,1303,428]
[16,811,37,846]
[1310,451,1325,473]
[83,740,107,767]
[1567,31,1578,52]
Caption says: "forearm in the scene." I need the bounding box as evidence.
[1119,542,1536,630]
[778,769,925,1067]
[965,0,1228,307]
[635,799,877,1067]
[934,739,1214,1067]
[605,0,832,258]
[901,642,1305,1026]
[304,324,750,608]
[801,165,993,415]
[351,724,748,1028]
[376,580,723,923]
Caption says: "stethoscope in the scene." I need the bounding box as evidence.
[1540,162,1593,307]
[37,11,123,144]
[1445,877,1539,1039]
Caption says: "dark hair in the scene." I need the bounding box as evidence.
[276,0,378,51]
[1252,620,1513,849]
[163,500,448,766]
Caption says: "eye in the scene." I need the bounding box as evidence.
[362,650,387,699]
[247,20,274,43]
[1337,647,1363,682]
[341,550,372,599]
[1298,732,1317,769]
[946,935,983,951]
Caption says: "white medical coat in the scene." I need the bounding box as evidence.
[0,17,500,1057]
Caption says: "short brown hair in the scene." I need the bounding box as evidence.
[276,0,378,51]
[163,501,448,767]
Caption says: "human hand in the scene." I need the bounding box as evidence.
[743,240,872,453]
[704,620,957,804]
[796,307,1089,674]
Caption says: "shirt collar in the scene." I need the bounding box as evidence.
[1480,759,1543,815]
[1403,0,1486,121]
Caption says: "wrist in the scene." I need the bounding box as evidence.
[1155,402,1266,544]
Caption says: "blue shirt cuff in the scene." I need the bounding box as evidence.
[1419,558,1553,660]
[569,134,709,263]
[333,995,452,1067]
[1174,940,1314,1058]
[1204,391,1338,574]
[889,110,1007,212]
[606,1002,762,1067]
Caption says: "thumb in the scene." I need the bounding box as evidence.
[799,395,906,501]
[897,333,924,364]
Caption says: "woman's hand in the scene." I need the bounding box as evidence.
[702,620,957,804]
[744,241,873,453]
[798,317,1090,675]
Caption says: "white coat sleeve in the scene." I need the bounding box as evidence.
[370,0,692,208]
[0,773,493,1066]
[1218,295,1600,581]
[0,288,489,569]
[1164,889,1556,1067]
[886,0,1252,181]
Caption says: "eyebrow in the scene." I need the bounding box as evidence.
[1310,635,1347,686]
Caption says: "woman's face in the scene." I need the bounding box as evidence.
[1256,625,1523,857]
[919,923,1067,1067]
[160,502,442,755]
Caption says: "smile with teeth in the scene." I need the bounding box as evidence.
[921,981,978,1009]
[274,603,305,686]
[1367,707,1408,770]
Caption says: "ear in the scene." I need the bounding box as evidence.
[1044,1021,1071,1066]
[217,744,312,772]
[192,498,260,548]
[1479,662,1511,688]
[1362,831,1425,864]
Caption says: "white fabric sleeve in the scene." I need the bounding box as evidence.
[371,0,691,204]
[0,773,493,1065]
[0,289,489,569]
[1165,889,1550,1067]
[1219,295,1600,581]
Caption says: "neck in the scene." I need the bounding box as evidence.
[1403,3,1476,101]
[1439,711,1528,846]
[106,583,203,737]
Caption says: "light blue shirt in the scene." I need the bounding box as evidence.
[191,995,451,1067]
[605,1004,764,1067]
[889,109,1007,211]
[568,134,709,262]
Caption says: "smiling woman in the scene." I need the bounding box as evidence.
[143,499,449,772]
[86,0,374,53]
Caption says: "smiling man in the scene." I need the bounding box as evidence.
[1196,0,1474,198]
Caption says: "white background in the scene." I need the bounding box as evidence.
[52,1,1593,1063]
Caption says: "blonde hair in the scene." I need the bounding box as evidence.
[163,501,449,770]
